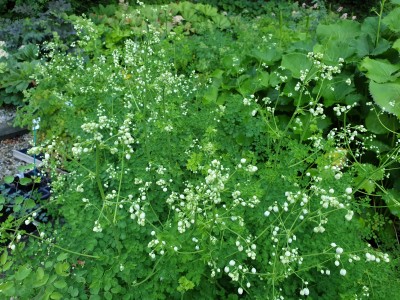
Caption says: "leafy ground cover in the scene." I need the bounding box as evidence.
[1,0,400,299]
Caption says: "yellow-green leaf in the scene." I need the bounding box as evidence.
[54,262,69,277]
[54,280,67,289]
[15,265,32,281]
[0,251,7,266]
[50,291,63,299]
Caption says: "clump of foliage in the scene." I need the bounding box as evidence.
[0,43,40,106]
[0,0,74,50]
[1,0,400,299]
[0,0,75,106]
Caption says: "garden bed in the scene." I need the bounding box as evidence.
[0,1,399,299]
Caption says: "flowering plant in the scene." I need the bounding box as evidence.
[2,1,400,299]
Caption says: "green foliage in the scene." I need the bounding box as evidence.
[0,0,74,50]
[0,0,76,107]
[0,44,39,106]
[2,0,400,299]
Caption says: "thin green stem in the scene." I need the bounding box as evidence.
[375,0,386,47]
[132,256,163,287]
[7,230,100,259]
[114,146,125,224]
[95,143,106,202]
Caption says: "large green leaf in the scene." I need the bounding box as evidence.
[202,80,220,104]
[317,20,361,42]
[363,139,392,153]
[248,47,282,65]
[196,4,218,17]
[313,73,355,107]
[313,40,355,63]
[369,81,400,118]
[236,71,269,96]
[212,15,231,29]
[365,110,400,134]
[361,17,380,39]
[382,189,400,218]
[360,57,400,83]
[281,53,312,79]
[383,7,400,32]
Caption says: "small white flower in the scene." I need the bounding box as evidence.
[238,287,244,295]
[229,260,236,266]
[345,187,352,194]
[335,173,342,180]
[247,165,258,173]
[345,210,354,221]
[335,260,340,266]
[340,269,347,276]
[336,247,343,254]
[300,287,310,296]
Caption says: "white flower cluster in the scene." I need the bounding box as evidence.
[309,103,325,118]
[220,259,254,295]
[81,122,99,133]
[129,180,152,226]
[243,95,255,106]
[237,158,258,173]
[333,104,356,117]
[307,52,343,81]
[147,235,167,259]
[365,252,390,263]
[279,247,302,265]
[299,287,310,296]
[166,161,229,233]
[116,114,136,158]
[93,220,102,232]
[205,160,229,192]
[232,190,260,208]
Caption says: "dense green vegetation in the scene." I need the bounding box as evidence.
[1,0,400,299]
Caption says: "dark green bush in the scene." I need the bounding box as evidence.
[0,0,74,50]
